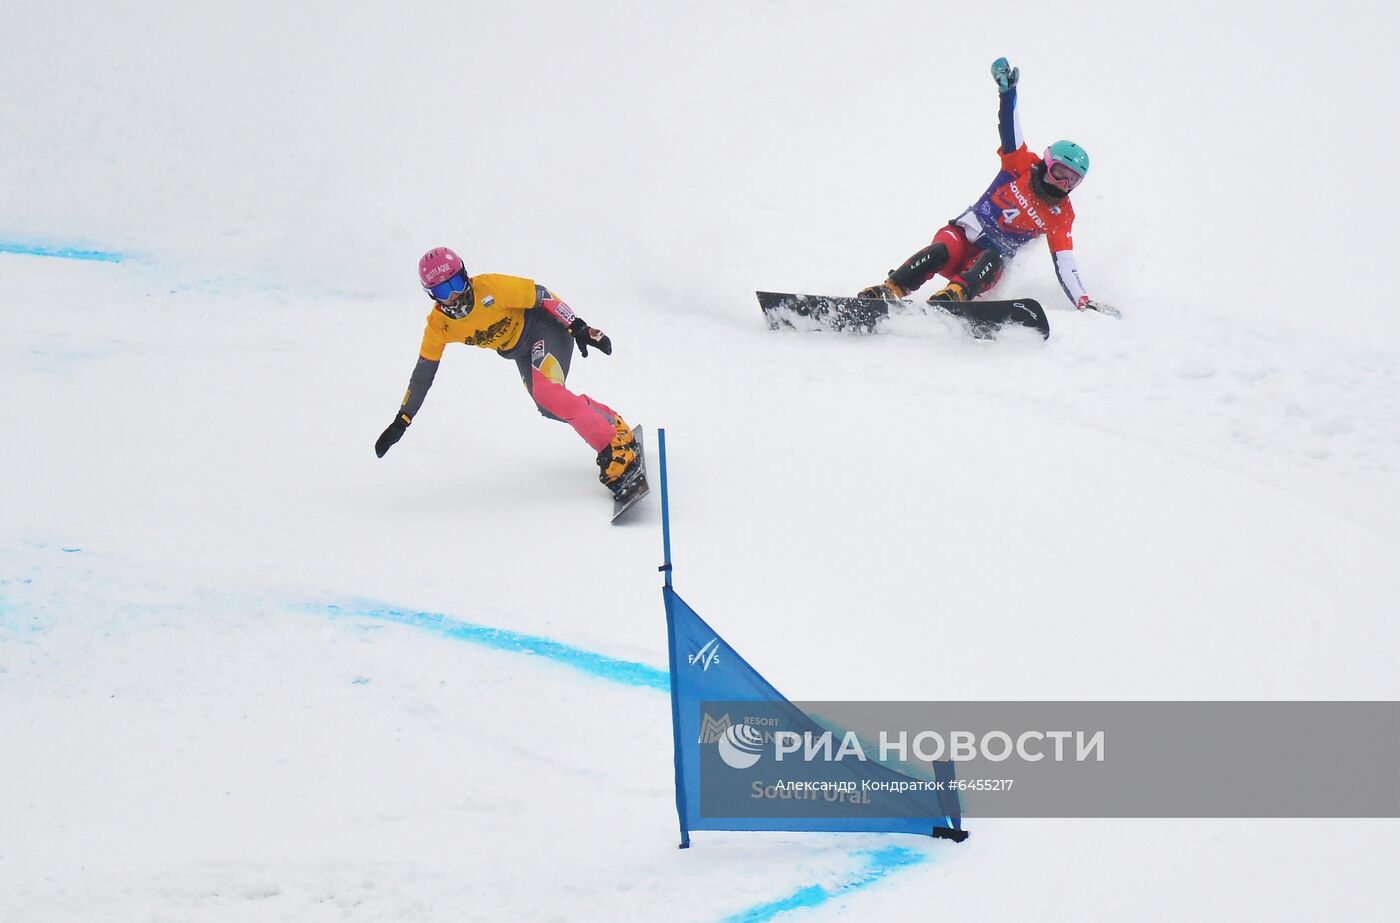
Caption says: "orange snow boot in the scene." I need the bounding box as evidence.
[928,281,968,303]
[857,278,908,301]
[597,416,638,491]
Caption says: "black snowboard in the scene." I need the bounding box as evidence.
[610,425,650,524]
[757,291,1050,340]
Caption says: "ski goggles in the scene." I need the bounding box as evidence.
[1046,159,1085,190]
[425,269,471,303]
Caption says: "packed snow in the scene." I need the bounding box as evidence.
[3,1,1397,920]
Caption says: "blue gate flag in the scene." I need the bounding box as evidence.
[664,587,966,845]
[656,428,964,848]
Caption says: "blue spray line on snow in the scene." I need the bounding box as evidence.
[313,595,937,918]
[317,600,937,916]
[719,847,930,923]
[1,553,935,919]
[318,601,670,691]
[0,242,128,262]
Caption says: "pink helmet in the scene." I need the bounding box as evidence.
[418,247,465,290]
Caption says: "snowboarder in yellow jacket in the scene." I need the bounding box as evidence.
[374,247,638,493]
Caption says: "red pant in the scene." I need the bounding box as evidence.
[502,312,618,453]
[931,224,983,284]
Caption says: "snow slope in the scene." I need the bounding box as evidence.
[3,2,1398,920]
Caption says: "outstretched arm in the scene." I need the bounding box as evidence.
[375,356,439,457]
[1051,248,1089,309]
[1050,244,1119,315]
[398,357,439,420]
[992,57,1022,153]
[375,321,447,457]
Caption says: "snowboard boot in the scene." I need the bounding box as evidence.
[597,416,639,494]
[928,281,968,303]
[856,279,908,301]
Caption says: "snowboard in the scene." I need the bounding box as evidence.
[757,291,1051,340]
[610,425,650,524]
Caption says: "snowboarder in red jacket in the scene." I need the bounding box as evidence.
[858,58,1110,314]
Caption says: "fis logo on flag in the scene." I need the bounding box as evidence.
[688,637,721,671]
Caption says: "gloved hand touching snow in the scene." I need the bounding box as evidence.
[1077,295,1122,318]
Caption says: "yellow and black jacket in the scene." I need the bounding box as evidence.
[397,273,550,421]
[417,273,541,358]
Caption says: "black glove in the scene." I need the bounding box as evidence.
[567,317,613,357]
[375,414,410,457]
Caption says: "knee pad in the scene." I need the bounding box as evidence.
[889,242,950,292]
[963,250,1005,298]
